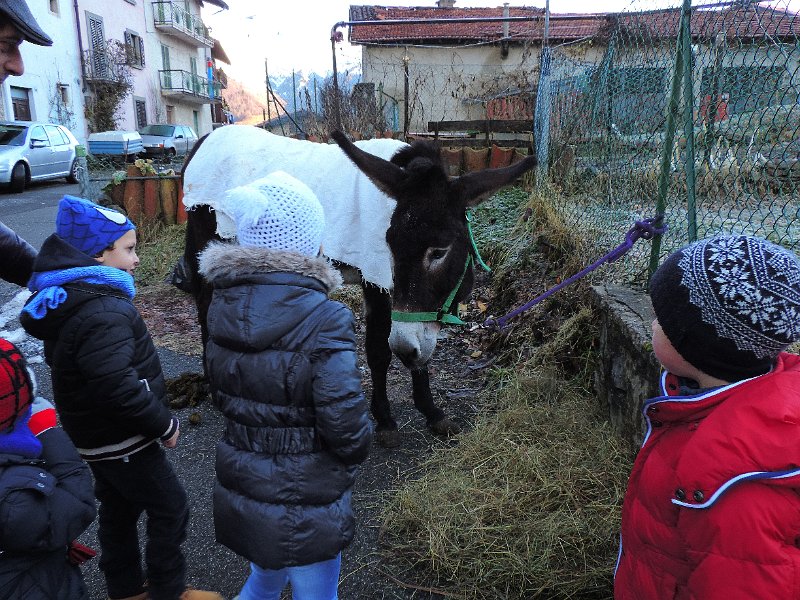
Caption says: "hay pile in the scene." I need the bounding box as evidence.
[381,315,632,599]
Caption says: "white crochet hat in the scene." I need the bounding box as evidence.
[225,171,325,257]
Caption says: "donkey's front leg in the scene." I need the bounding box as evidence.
[410,368,461,436]
[362,282,401,447]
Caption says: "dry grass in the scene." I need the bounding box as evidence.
[380,310,632,599]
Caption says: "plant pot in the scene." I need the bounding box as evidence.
[123,179,143,224]
[176,180,187,224]
[160,179,178,225]
[143,178,160,221]
[489,145,514,169]
[463,147,489,173]
[511,148,530,165]
[441,147,463,177]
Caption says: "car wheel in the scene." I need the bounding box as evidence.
[9,162,26,193]
[66,159,79,184]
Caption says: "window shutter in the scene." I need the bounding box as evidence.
[124,31,132,64]
[139,37,145,67]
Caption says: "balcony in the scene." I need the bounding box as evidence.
[215,68,228,90]
[82,49,128,86]
[159,69,221,104]
[152,1,212,47]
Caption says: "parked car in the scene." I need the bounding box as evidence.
[0,121,80,193]
[138,124,198,158]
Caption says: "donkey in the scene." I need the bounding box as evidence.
[177,125,536,447]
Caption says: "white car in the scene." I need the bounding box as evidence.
[0,121,80,193]
[138,124,198,158]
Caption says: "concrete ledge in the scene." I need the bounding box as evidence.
[590,284,661,447]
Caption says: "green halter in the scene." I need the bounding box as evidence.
[390,210,490,326]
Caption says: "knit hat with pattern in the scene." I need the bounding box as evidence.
[650,234,800,381]
[0,338,33,433]
[56,195,135,257]
[225,171,325,257]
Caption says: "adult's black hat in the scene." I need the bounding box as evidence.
[0,0,53,46]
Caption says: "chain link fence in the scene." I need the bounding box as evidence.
[541,0,800,286]
[79,152,184,206]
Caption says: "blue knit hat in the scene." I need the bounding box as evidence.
[56,195,135,257]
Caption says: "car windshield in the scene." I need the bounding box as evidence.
[0,125,28,146]
[139,125,175,137]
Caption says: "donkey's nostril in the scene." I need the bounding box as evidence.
[395,348,420,366]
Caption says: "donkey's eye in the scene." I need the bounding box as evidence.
[424,246,450,271]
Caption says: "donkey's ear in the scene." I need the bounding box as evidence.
[451,155,537,207]
[331,130,406,198]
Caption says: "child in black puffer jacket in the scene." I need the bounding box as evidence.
[0,337,96,600]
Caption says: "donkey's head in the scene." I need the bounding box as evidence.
[331,131,537,368]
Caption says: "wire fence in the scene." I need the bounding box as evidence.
[540,0,800,285]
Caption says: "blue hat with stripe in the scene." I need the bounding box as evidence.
[56,195,135,257]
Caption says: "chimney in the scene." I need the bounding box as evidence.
[436,0,456,7]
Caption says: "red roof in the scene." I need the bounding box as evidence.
[347,4,799,44]
[348,6,604,43]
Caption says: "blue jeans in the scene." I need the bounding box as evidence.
[238,554,341,600]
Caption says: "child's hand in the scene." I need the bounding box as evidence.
[161,417,180,448]
[162,425,180,448]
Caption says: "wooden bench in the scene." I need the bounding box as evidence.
[411,119,534,149]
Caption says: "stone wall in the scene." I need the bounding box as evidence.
[590,284,662,447]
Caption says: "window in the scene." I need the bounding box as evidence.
[700,66,783,113]
[49,0,59,15]
[134,98,147,129]
[124,30,145,69]
[192,110,199,135]
[165,104,174,124]
[610,68,665,95]
[57,84,69,105]
[30,126,50,147]
[45,125,69,146]
[10,87,31,121]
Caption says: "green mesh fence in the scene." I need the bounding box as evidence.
[544,0,800,286]
[80,153,183,206]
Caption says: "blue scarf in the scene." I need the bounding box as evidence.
[0,406,42,458]
[24,265,136,320]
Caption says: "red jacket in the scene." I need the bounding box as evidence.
[615,352,800,600]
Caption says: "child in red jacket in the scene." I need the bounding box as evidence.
[615,234,800,600]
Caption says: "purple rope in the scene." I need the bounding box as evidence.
[484,215,667,330]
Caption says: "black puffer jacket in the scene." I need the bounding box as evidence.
[199,243,372,569]
[20,235,173,460]
[0,220,36,287]
[0,427,97,599]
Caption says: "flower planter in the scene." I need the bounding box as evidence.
[441,147,463,176]
[463,147,489,173]
[489,144,514,169]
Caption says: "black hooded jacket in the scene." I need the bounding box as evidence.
[0,427,96,599]
[20,235,173,460]
[0,220,36,287]
[198,242,372,569]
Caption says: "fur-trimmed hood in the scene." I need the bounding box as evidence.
[198,242,343,292]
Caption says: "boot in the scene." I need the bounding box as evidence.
[108,594,148,600]
[180,590,223,600]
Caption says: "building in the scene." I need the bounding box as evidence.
[0,0,230,144]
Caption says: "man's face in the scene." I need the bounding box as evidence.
[0,22,24,83]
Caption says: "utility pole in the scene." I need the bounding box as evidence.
[265,58,272,124]
[292,69,298,135]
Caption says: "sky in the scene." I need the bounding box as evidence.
[200,0,657,93]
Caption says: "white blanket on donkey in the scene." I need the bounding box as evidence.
[182,126,408,291]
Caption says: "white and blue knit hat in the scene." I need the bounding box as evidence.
[223,171,325,257]
[650,234,800,380]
